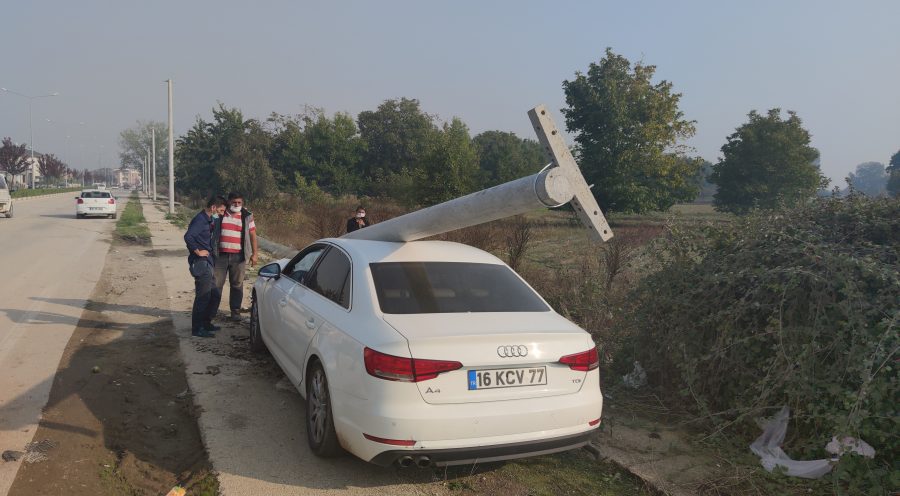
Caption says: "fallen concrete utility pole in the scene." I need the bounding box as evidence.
[342,104,612,243]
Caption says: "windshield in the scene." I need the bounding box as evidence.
[81,191,111,198]
[370,262,550,314]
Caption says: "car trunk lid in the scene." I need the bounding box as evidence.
[382,312,592,404]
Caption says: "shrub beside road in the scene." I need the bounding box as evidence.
[11,186,82,199]
[114,194,151,244]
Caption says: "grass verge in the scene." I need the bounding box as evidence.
[11,186,82,198]
[115,194,151,244]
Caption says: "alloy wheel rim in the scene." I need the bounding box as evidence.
[309,370,327,443]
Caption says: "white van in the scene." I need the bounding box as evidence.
[0,176,12,218]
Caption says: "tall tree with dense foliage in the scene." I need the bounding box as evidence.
[711,109,825,213]
[473,131,546,188]
[887,150,900,197]
[562,48,701,213]
[269,110,366,196]
[417,118,481,206]
[0,137,30,178]
[176,104,276,201]
[846,161,888,197]
[357,98,436,195]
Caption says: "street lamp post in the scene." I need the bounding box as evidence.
[1,87,59,189]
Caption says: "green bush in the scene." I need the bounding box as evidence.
[625,195,898,492]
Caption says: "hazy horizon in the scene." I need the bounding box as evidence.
[2,1,897,188]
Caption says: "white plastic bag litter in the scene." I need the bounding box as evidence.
[622,361,647,389]
[749,406,875,479]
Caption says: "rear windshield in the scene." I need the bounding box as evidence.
[0,176,7,189]
[81,191,111,198]
[370,262,550,314]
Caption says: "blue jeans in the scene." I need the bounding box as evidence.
[190,259,221,332]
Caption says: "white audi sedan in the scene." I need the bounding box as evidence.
[251,238,602,468]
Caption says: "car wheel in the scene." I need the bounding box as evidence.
[76,213,84,219]
[306,362,341,457]
[5,206,11,218]
[248,295,267,353]
[111,213,117,219]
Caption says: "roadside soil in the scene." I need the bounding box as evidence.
[7,237,216,495]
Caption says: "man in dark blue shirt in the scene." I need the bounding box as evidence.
[184,196,227,337]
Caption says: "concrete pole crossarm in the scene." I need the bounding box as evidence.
[342,168,573,243]
[528,105,613,242]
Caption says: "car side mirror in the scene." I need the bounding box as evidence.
[258,262,281,280]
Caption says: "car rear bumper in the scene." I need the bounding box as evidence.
[367,429,595,467]
[76,206,116,215]
[0,201,9,213]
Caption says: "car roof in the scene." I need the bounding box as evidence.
[320,238,506,266]
[80,189,107,193]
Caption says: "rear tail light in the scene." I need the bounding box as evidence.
[364,347,462,382]
[589,418,601,426]
[108,198,115,204]
[76,198,84,204]
[559,348,599,371]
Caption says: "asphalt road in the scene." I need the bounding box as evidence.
[0,192,116,495]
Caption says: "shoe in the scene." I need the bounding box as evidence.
[204,323,222,332]
[230,311,242,321]
[192,329,214,338]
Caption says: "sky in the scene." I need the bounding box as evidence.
[1,1,897,187]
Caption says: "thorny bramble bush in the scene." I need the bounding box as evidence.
[624,194,898,494]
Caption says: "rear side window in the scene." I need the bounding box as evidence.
[306,248,351,309]
[370,262,550,314]
[0,176,7,189]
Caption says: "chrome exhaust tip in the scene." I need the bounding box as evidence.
[397,456,414,468]
[415,456,432,468]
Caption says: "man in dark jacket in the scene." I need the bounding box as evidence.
[346,205,371,233]
[184,196,227,337]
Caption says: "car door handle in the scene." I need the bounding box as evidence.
[305,319,316,329]
[279,298,287,307]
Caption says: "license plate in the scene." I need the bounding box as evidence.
[467,367,547,390]
[89,207,101,210]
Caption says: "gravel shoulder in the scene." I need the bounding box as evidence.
[8,227,215,494]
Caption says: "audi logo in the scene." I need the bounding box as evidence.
[497,345,528,358]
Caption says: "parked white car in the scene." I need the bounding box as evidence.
[75,189,117,219]
[250,238,603,468]
[0,176,12,218]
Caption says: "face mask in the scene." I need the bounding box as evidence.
[356,212,365,218]
[211,213,220,219]
[229,206,241,213]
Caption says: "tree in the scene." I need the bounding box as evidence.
[176,104,276,201]
[418,118,480,206]
[0,137,30,178]
[38,154,67,184]
[562,48,701,213]
[711,109,825,214]
[473,131,546,188]
[846,162,888,197]
[269,110,366,196]
[118,121,168,180]
[887,150,900,198]
[357,98,437,195]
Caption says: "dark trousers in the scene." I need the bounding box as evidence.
[190,259,221,332]
[214,252,246,312]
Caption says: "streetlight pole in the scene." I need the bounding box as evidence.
[1,88,59,189]
[151,128,157,201]
[166,79,175,214]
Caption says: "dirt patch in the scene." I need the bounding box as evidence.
[7,240,216,495]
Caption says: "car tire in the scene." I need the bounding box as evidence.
[248,294,267,354]
[5,206,11,218]
[76,213,84,219]
[111,213,117,219]
[306,361,342,457]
